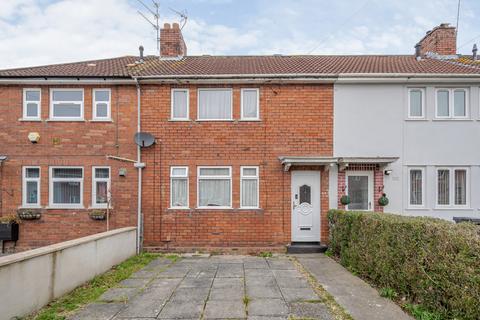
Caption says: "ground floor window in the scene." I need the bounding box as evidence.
[241,166,259,208]
[436,167,469,207]
[170,167,189,208]
[408,168,424,207]
[23,166,40,207]
[49,167,83,208]
[197,167,231,208]
[92,167,110,208]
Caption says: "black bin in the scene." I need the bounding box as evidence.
[0,223,19,241]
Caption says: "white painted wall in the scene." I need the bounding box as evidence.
[0,227,136,320]
[334,83,480,220]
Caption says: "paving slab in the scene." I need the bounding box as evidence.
[248,299,289,317]
[130,269,159,279]
[289,302,334,320]
[204,300,246,319]
[179,276,214,288]
[158,300,204,319]
[217,263,244,278]
[296,253,413,320]
[280,287,319,302]
[209,287,245,300]
[274,276,310,289]
[118,278,151,288]
[266,259,295,270]
[149,277,182,288]
[69,303,124,320]
[212,277,244,289]
[170,287,210,302]
[246,285,283,299]
[99,287,139,302]
[114,295,165,318]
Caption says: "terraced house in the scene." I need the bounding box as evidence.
[1,22,479,253]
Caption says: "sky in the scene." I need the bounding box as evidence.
[0,0,479,69]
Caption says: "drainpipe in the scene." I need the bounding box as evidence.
[134,78,144,254]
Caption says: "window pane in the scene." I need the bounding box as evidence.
[95,168,109,178]
[437,170,450,205]
[198,90,232,120]
[26,181,38,204]
[454,90,466,117]
[53,168,82,178]
[242,90,258,118]
[26,90,40,101]
[242,179,258,207]
[199,179,230,206]
[409,170,422,205]
[26,168,40,178]
[455,170,467,205]
[199,168,230,176]
[172,167,187,176]
[437,90,449,117]
[94,90,110,102]
[26,103,38,117]
[96,103,108,117]
[53,103,81,117]
[53,181,81,204]
[242,168,257,176]
[52,90,83,101]
[409,90,422,117]
[299,184,311,204]
[96,181,108,204]
[348,176,369,210]
[171,178,187,207]
[173,90,188,119]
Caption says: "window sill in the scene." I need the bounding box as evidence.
[167,207,191,210]
[166,207,264,213]
[405,207,430,211]
[195,119,235,122]
[238,119,262,122]
[88,206,113,210]
[45,206,85,210]
[404,118,428,121]
[432,118,473,121]
[46,119,85,122]
[196,206,233,210]
[18,206,43,209]
[18,118,42,122]
[169,119,191,122]
[89,119,113,123]
[433,207,473,210]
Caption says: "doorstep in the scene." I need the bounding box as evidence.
[286,242,328,254]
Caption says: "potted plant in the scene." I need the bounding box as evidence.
[17,209,42,220]
[89,209,106,221]
[378,193,389,206]
[0,214,20,241]
[340,195,351,205]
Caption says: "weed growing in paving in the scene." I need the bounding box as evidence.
[405,304,443,320]
[259,251,273,258]
[379,287,398,300]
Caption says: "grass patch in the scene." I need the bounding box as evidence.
[258,251,273,258]
[26,253,163,320]
[379,287,398,300]
[290,257,353,320]
[243,295,251,306]
[405,304,443,320]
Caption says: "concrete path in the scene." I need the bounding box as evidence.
[295,254,413,320]
[69,255,334,320]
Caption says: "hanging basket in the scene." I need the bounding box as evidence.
[340,195,351,205]
[378,193,389,206]
[17,209,42,221]
[89,210,106,221]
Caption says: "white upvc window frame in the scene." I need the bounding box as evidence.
[407,167,425,208]
[407,88,425,119]
[171,89,190,121]
[23,88,42,120]
[22,166,41,208]
[434,88,469,119]
[197,88,233,121]
[435,167,470,208]
[49,88,84,121]
[240,166,260,209]
[49,166,84,209]
[92,89,111,121]
[92,166,111,208]
[170,166,189,209]
[240,88,260,120]
[197,166,232,209]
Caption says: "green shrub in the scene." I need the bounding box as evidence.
[328,209,480,320]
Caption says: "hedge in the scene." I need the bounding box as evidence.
[328,209,480,320]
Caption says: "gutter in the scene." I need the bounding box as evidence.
[0,78,136,85]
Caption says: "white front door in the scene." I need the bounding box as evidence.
[346,171,374,211]
[291,171,321,242]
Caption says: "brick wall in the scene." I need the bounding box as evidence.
[0,84,138,251]
[160,23,187,58]
[418,23,456,56]
[140,83,334,250]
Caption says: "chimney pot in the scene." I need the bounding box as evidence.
[172,23,180,29]
[160,21,187,58]
[163,23,171,29]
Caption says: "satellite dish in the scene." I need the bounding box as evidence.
[134,132,155,147]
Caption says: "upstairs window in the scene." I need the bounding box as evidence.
[241,89,259,120]
[435,88,468,119]
[50,89,84,120]
[197,167,231,208]
[171,89,189,120]
[93,89,111,120]
[241,166,259,208]
[437,168,469,207]
[408,88,424,118]
[49,167,83,208]
[92,167,110,208]
[23,167,40,207]
[170,167,189,208]
[23,89,41,120]
[198,89,232,120]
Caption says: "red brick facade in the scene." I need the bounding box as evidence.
[140,83,334,251]
[0,85,138,251]
[417,23,456,56]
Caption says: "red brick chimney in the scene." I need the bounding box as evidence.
[160,23,187,58]
[416,23,456,57]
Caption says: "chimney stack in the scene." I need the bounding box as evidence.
[415,23,456,57]
[160,23,187,59]
[473,44,478,61]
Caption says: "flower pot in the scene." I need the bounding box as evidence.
[378,193,389,206]
[340,195,351,205]
[0,223,19,241]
